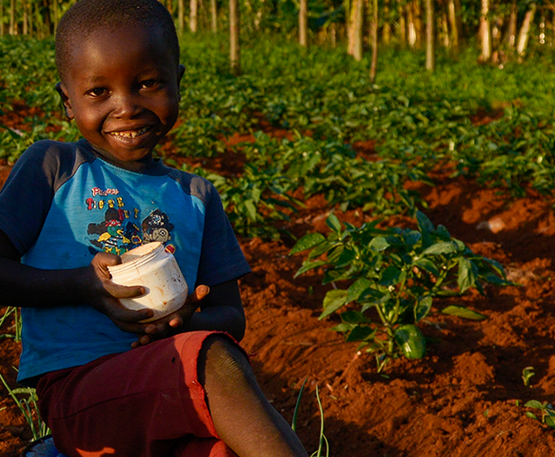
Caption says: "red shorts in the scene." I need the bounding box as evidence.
[36,331,240,457]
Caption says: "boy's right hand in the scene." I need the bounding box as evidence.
[82,252,154,333]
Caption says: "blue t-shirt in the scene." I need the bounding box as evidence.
[0,139,251,384]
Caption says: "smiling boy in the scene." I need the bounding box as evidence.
[0,1,307,456]
[56,20,183,163]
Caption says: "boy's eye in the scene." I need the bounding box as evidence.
[88,87,107,97]
[140,79,161,89]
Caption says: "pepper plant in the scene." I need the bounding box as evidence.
[524,401,555,429]
[291,211,513,371]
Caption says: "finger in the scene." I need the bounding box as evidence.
[139,334,152,345]
[111,305,153,324]
[142,322,172,341]
[109,284,146,299]
[189,285,210,303]
[94,251,122,266]
[144,323,158,335]
[116,320,149,335]
[130,332,154,348]
[169,316,183,328]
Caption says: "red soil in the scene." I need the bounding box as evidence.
[2,108,555,456]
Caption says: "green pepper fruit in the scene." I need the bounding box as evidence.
[394,324,426,359]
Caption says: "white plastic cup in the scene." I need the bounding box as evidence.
[107,242,188,322]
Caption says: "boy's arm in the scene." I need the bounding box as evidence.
[191,279,246,340]
[133,278,247,346]
[0,229,154,332]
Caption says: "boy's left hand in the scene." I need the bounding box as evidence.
[130,284,210,348]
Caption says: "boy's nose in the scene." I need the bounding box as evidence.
[111,92,142,118]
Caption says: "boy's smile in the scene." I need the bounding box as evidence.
[57,25,184,162]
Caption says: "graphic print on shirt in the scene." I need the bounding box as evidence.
[85,187,174,256]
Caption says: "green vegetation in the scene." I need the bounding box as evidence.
[4,35,555,236]
[522,366,536,387]
[0,306,20,341]
[290,211,512,371]
[292,379,329,457]
[0,372,49,441]
[525,401,555,429]
[0,34,544,369]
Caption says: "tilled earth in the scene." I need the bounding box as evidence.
[1,106,555,456]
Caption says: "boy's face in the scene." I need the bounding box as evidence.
[57,25,184,162]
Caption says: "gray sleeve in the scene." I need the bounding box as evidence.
[0,141,83,256]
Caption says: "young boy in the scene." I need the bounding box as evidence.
[0,1,308,456]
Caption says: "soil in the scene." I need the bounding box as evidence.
[2,105,555,457]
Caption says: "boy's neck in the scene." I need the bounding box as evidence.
[81,139,164,175]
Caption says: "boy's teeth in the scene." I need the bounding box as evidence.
[112,126,149,138]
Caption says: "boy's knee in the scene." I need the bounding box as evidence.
[198,334,252,387]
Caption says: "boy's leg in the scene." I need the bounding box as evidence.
[36,331,307,457]
[37,332,237,457]
[198,335,308,457]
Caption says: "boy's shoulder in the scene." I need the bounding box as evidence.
[19,139,94,169]
[165,165,219,203]
[25,138,86,154]
[13,140,95,185]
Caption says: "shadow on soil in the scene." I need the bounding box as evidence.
[249,358,405,457]
[422,180,555,265]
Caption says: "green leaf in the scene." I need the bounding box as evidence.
[416,211,434,248]
[525,400,545,409]
[346,325,375,342]
[545,416,555,429]
[340,310,368,324]
[441,305,487,321]
[380,266,405,286]
[244,200,258,220]
[483,257,508,278]
[369,236,390,252]
[385,234,404,247]
[361,291,391,313]
[335,248,357,268]
[414,257,440,276]
[309,241,337,260]
[290,232,326,255]
[481,272,512,287]
[294,260,327,278]
[326,214,342,232]
[346,278,373,303]
[525,412,538,420]
[415,295,433,322]
[331,322,355,333]
[403,230,421,246]
[435,225,451,239]
[394,324,426,359]
[458,257,478,292]
[10,387,36,396]
[319,289,349,320]
[422,242,457,256]
[416,211,435,234]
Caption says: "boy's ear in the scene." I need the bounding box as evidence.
[177,65,185,101]
[55,82,75,120]
[178,64,185,84]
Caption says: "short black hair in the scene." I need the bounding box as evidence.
[55,0,180,83]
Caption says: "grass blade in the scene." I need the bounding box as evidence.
[291,377,308,432]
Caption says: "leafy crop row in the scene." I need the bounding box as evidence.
[200,132,427,238]
[3,35,555,204]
